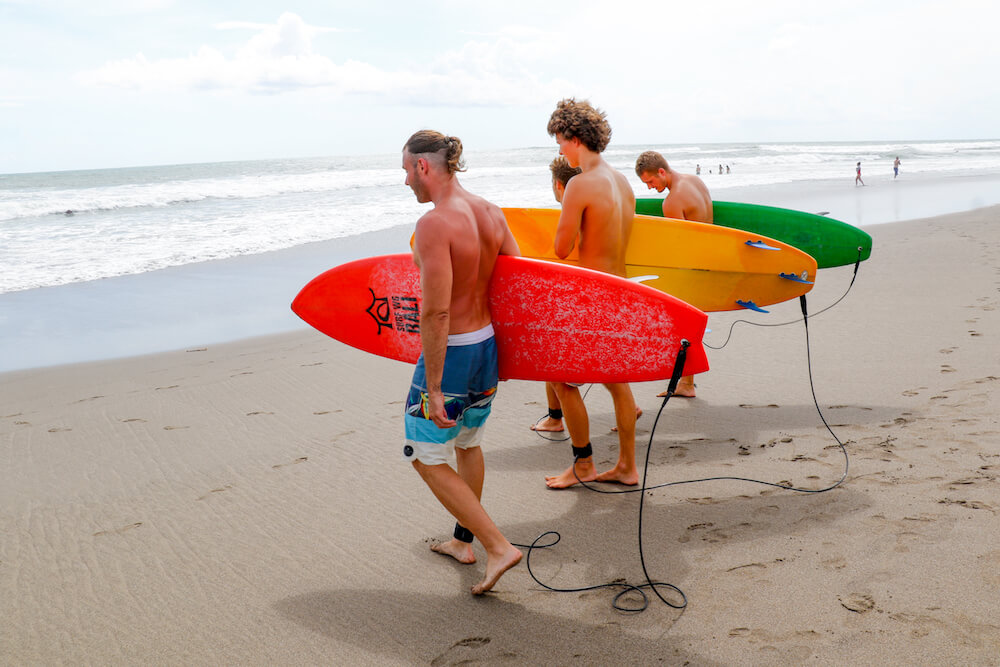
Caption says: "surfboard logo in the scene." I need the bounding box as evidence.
[366,289,420,335]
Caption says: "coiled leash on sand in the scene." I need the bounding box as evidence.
[519,292,852,613]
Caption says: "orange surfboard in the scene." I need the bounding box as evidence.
[291,254,709,383]
[502,207,817,313]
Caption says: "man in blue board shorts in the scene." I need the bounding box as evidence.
[402,129,522,595]
[404,328,499,465]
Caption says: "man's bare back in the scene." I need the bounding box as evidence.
[635,150,714,224]
[412,192,516,335]
[663,173,713,223]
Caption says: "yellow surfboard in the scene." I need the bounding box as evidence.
[501,208,817,313]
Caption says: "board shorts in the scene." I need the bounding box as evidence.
[403,323,498,466]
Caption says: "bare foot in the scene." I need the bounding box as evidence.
[611,406,643,432]
[530,417,564,432]
[658,377,696,398]
[431,538,476,564]
[471,545,522,595]
[595,464,639,486]
[545,458,597,489]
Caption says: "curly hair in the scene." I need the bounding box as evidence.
[549,156,582,187]
[546,98,611,153]
[403,130,466,174]
[634,150,668,177]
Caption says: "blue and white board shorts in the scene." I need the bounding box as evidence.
[403,323,498,466]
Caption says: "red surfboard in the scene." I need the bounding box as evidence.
[291,253,709,384]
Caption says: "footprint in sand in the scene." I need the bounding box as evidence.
[196,485,232,501]
[246,411,274,416]
[940,365,956,373]
[822,556,847,570]
[939,347,957,354]
[969,330,982,337]
[93,522,143,537]
[430,637,492,667]
[155,385,179,391]
[231,371,254,377]
[121,418,146,423]
[273,457,308,469]
[739,404,779,409]
[48,427,72,433]
[839,593,875,613]
[163,425,189,430]
[300,362,324,367]
[73,395,105,404]
[186,348,207,353]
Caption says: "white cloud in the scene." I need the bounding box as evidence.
[76,13,573,106]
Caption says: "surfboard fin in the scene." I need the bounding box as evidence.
[736,299,769,313]
[745,239,781,250]
[779,271,814,284]
[628,274,659,284]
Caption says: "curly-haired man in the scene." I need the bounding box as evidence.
[543,99,640,489]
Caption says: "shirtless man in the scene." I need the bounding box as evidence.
[530,156,580,435]
[544,98,639,489]
[402,130,522,594]
[635,150,713,398]
[532,156,642,436]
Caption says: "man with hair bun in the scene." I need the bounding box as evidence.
[634,149,713,398]
[401,129,523,595]
[543,98,641,489]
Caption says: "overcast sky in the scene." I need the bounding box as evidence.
[2,0,998,174]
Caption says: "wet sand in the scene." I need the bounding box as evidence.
[2,206,999,664]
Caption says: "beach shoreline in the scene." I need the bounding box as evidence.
[3,204,999,664]
[4,171,1000,374]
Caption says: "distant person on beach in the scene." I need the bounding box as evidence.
[856,161,865,186]
[543,97,640,489]
[634,150,713,398]
[529,156,582,435]
[894,156,901,178]
[726,164,731,174]
[402,129,522,594]
[696,164,701,175]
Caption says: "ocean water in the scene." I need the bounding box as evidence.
[4,139,1000,296]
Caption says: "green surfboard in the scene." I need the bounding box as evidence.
[635,199,872,269]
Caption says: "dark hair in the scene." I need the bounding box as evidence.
[546,98,611,153]
[549,156,582,186]
[635,150,668,177]
[403,130,466,174]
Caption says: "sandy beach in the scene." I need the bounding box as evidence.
[3,205,1000,664]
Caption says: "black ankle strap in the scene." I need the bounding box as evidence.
[548,408,563,420]
[572,442,593,459]
[453,523,474,543]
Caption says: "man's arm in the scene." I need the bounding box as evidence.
[499,220,521,257]
[554,179,585,259]
[413,214,456,428]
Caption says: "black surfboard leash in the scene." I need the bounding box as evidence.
[707,253,863,351]
[517,292,851,613]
